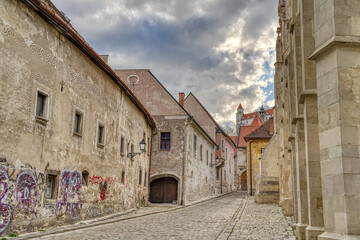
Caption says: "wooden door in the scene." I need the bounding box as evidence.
[150,177,177,203]
[241,171,247,190]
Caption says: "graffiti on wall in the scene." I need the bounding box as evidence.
[0,168,11,235]
[15,172,39,214]
[89,175,115,201]
[56,170,82,218]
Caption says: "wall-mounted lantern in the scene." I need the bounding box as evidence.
[127,139,146,159]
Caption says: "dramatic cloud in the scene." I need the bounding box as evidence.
[53,0,277,124]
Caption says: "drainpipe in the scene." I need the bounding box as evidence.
[181,119,189,205]
[249,141,253,195]
[148,130,155,198]
[220,167,223,194]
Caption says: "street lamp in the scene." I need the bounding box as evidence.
[127,139,146,159]
[210,157,220,167]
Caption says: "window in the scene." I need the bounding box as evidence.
[74,110,83,136]
[139,169,142,185]
[222,140,224,152]
[147,137,150,154]
[226,148,228,160]
[211,153,213,165]
[193,135,197,154]
[97,123,105,146]
[224,170,227,179]
[120,136,125,155]
[82,171,89,186]
[206,150,209,165]
[131,143,134,155]
[200,145,203,160]
[216,168,219,180]
[36,90,48,120]
[46,174,56,199]
[121,171,125,184]
[160,132,171,150]
[144,170,147,187]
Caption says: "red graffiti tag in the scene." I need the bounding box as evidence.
[89,175,114,201]
[89,175,115,185]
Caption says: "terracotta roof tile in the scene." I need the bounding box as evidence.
[244,118,274,140]
[237,126,260,147]
[243,108,274,119]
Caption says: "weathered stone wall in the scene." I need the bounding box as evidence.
[0,0,152,236]
[254,134,281,204]
[115,70,216,205]
[269,0,360,239]
[184,124,215,204]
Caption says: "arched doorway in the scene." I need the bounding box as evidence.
[241,171,247,191]
[149,177,178,203]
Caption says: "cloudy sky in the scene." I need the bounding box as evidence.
[52,0,278,125]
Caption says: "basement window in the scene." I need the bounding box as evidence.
[46,174,57,199]
[121,171,125,184]
[82,171,89,186]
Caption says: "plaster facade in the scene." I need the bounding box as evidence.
[0,0,155,236]
[115,70,217,205]
[183,93,237,194]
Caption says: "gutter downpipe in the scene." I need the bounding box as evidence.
[148,130,155,198]
[249,141,253,196]
[181,119,189,205]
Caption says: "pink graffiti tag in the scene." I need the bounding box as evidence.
[56,170,82,218]
[15,171,39,214]
[0,168,11,235]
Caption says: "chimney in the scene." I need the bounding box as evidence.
[99,55,109,64]
[269,118,274,135]
[179,92,185,107]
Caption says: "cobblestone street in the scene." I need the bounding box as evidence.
[20,191,295,240]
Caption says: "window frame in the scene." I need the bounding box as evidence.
[35,89,49,124]
[193,134,197,155]
[73,109,84,137]
[120,135,125,156]
[97,121,105,148]
[160,132,171,150]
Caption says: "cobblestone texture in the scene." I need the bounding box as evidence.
[22,192,295,240]
[228,196,295,240]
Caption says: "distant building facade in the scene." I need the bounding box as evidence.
[115,70,217,205]
[0,0,155,236]
[236,104,273,134]
[183,93,237,194]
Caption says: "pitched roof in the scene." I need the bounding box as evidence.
[238,126,260,147]
[243,108,274,119]
[184,93,236,148]
[237,103,243,109]
[230,136,238,146]
[250,115,263,127]
[244,118,274,140]
[22,0,156,129]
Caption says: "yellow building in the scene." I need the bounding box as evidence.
[244,118,274,195]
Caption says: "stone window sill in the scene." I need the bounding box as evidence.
[35,116,48,125]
